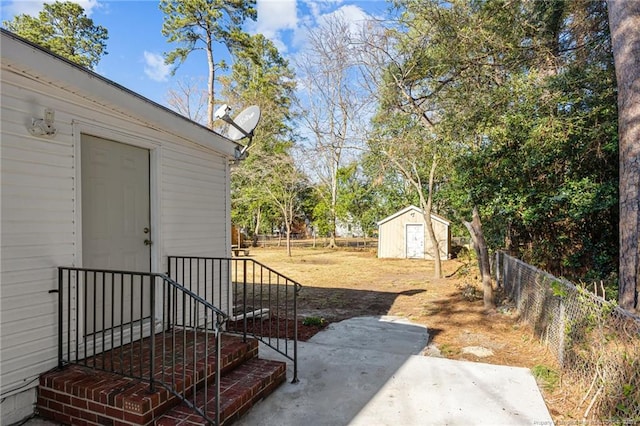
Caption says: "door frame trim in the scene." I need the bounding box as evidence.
[72,120,162,275]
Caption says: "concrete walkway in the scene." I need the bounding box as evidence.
[237,316,554,426]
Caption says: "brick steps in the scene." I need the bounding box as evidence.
[37,334,286,425]
[156,358,287,425]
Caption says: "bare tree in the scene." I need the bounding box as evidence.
[608,0,640,312]
[296,13,371,248]
[370,121,445,279]
[166,77,208,124]
[356,20,445,279]
[262,153,307,257]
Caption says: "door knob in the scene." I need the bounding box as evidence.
[144,239,153,246]
[144,227,150,234]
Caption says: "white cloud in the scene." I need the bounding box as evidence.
[2,1,43,17]
[249,1,375,59]
[254,0,298,53]
[291,3,372,53]
[143,51,171,82]
[74,0,101,16]
[3,0,101,18]
[317,4,371,35]
[256,0,298,33]
[302,0,348,20]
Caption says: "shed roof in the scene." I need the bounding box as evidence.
[1,28,239,159]
[377,205,451,226]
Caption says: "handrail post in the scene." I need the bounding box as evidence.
[167,257,173,331]
[215,321,221,426]
[58,267,63,369]
[149,275,156,392]
[242,259,247,342]
[292,282,299,383]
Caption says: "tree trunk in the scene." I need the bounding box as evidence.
[286,222,292,257]
[206,36,215,129]
[328,165,339,249]
[327,209,337,248]
[286,204,294,257]
[608,0,640,312]
[464,206,495,311]
[422,208,442,278]
[252,206,262,247]
[327,218,337,248]
[418,157,442,279]
[328,233,337,248]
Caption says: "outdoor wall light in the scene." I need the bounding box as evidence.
[28,108,57,137]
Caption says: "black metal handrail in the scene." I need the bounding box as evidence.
[168,256,302,383]
[57,267,228,425]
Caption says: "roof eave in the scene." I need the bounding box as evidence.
[1,29,240,159]
[377,205,451,226]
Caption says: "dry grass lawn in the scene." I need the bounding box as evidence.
[249,245,574,421]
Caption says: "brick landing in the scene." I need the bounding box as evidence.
[37,333,286,425]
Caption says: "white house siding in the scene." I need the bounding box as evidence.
[1,31,235,424]
[161,145,231,314]
[162,146,228,258]
[1,81,77,423]
[377,206,450,260]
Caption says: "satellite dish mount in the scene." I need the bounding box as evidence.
[215,104,261,161]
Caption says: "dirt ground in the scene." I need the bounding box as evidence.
[248,245,575,422]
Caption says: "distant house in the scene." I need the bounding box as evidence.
[0,29,240,424]
[335,216,365,238]
[377,206,451,260]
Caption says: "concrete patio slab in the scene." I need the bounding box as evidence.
[238,316,553,426]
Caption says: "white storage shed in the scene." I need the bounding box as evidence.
[0,30,239,424]
[377,206,451,260]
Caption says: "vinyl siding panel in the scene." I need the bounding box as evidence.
[161,145,230,318]
[162,145,228,259]
[1,81,77,403]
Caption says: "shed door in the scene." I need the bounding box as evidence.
[406,224,424,259]
[81,135,151,335]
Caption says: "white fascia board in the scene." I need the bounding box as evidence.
[377,205,451,226]
[1,30,239,159]
[377,205,421,225]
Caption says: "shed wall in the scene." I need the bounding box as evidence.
[1,63,230,423]
[378,209,449,259]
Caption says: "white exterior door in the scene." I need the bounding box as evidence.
[81,135,151,335]
[406,223,424,259]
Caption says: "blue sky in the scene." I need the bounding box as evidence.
[1,0,391,109]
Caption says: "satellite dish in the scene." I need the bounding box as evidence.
[214,104,262,160]
[228,105,260,141]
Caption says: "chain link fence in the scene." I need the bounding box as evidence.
[495,252,640,423]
